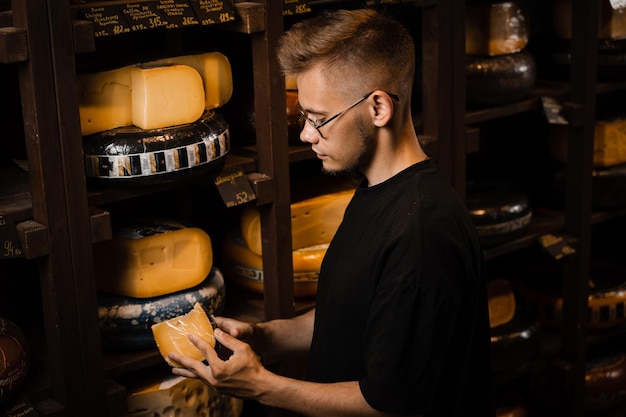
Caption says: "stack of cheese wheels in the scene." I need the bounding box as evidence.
[514,260,626,332]
[0,317,29,404]
[222,189,355,298]
[120,367,243,417]
[464,1,536,107]
[79,52,232,186]
[94,220,225,350]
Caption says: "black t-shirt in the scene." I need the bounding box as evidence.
[307,159,495,417]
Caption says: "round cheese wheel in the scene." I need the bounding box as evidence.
[586,348,626,412]
[514,261,626,331]
[490,316,539,374]
[466,181,532,247]
[83,110,229,186]
[97,267,225,351]
[221,230,323,298]
[0,318,29,404]
[466,50,537,107]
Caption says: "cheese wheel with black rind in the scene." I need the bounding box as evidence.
[97,268,225,351]
[514,261,626,331]
[585,347,626,412]
[0,317,29,404]
[222,230,322,298]
[83,110,229,186]
[466,50,537,108]
[466,181,532,247]
[93,220,213,298]
[490,316,539,374]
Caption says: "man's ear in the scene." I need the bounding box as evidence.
[370,90,395,128]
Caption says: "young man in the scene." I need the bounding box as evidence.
[169,8,495,417]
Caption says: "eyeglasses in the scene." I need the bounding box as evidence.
[297,91,399,138]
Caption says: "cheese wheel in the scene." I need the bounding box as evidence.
[488,278,516,328]
[240,189,354,255]
[152,302,216,367]
[490,317,539,374]
[122,370,243,417]
[145,52,233,110]
[83,110,229,186]
[98,268,225,351]
[585,349,626,411]
[93,220,213,298]
[222,230,323,298]
[554,0,626,40]
[465,2,529,56]
[0,317,29,403]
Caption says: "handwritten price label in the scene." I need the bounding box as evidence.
[0,216,24,259]
[212,166,257,208]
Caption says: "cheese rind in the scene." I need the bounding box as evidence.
[93,222,213,298]
[240,189,355,255]
[152,302,215,367]
[146,52,234,110]
[131,64,205,130]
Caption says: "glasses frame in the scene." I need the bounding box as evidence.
[297,90,399,138]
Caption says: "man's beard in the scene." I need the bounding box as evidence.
[321,117,375,176]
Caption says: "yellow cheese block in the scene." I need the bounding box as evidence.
[465,2,529,56]
[487,278,516,328]
[554,0,626,40]
[78,66,133,135]
[93,223,213,298]
[152,302,215,367]
[146,52,234,110]
[122,371,243,417]
[240,188,355,255]
[78,64,206,135]
[131,64,205,130]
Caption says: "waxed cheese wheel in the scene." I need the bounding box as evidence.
[93,220,213,298]
[222,230,323,298]
[490,317,539,374]
[152,302,215,367]
[585,348,626,412]
[98,267,225,351]
[121,370,243,417]
[0,317,29,403]
[83,110,229,186]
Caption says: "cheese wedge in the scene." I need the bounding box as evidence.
[131,64,205,130]
[152,302,215,367]
[93,223,213,298]
[146,52,233,110]
[487,278,516,328]
[240,189,355,255]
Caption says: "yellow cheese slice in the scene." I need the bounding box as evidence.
[240,188,355,255]
[131,64,205,130]
[152,302,215,367]
[487,278,516,328]
[146,52,234,110]
[78,66,133,135]
[93,224,213,298]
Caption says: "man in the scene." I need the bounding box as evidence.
[169,8,495,417]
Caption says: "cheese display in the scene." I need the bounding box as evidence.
[466,50,537,107]
[514,261,626,331]
[145,52,233,110]
[222,230,324,298]
[487,278,516,328]
[98,268,224,351]
[490,317,539,374]
[93,220,213,298]
[152,302,216,367]
[78,52,233,135]
[466,181,532,247]
[554,0,626,40]
[0,317,29,404]
[240,189,355,255]
[465,2,529,56]
[122,371,243,417]
[83,110,229,186]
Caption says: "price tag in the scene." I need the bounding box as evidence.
[155,0,200,28]
[120,3,167,31]
[541,96,568,125]
[80,5,132,37]
[0,216,24,259]
[188,0,235,25]
[283,0,311,16]
[212,166,257,208]
[538,233,575,260]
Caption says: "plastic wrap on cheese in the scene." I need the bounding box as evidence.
[152,302,215,367]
